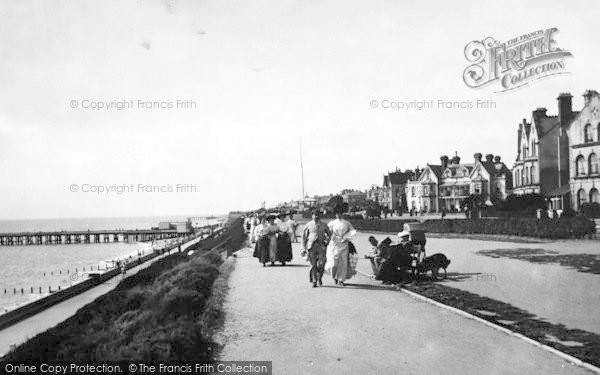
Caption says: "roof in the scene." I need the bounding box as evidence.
[428,164,442,178]
[444,164,474,177]
[547,184,571,197]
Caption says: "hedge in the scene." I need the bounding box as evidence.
[351,216,596,239]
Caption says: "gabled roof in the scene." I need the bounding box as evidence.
[443,164,473,177]
[428,164,442,178]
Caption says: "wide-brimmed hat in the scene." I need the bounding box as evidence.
[397,230,410,238]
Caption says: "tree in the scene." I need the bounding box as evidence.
[463,194,485,219]
[326,195,344,211]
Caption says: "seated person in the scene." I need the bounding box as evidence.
[376,233,413,284]
[365,236,392,277]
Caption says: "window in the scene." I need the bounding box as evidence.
[411,187,416,197]
[531,141,536,156]
[590,188,600,204]
[525,166,530,185]
[590,153,599,175]
[530,166,536,184]
[584,124,593,142]
[576,155,586,176]
[578,189,587,209]
[521,169,525,185]
[522,146,527,158]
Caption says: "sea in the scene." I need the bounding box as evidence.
[0,215,222,312]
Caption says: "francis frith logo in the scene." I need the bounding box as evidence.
[463,27,572,92]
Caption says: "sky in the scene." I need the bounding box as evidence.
[0,0,599,219]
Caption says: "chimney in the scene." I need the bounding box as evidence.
[583,89,598,107]
[440,155,449,169]
[451,155,461,165]
[474,153,482,163]
[494,155,501,163]
[557,93,573,126]
[485,154,494,162]
[532,107,547,124]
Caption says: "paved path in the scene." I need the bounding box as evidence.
[217,241,592,375]
[350,232,600,335]
[0,236,202,356]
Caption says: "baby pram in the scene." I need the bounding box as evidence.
[402,222,427,276]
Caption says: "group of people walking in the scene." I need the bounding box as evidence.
[249,212,296,266]
[301,204,357,287]
[247,204,359,288]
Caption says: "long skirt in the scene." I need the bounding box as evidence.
[253,236,272,264]
[268,235,278,262]
[325,241,349,282]
[276,233,293,262]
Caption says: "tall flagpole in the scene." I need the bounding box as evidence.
[300,139,305,199]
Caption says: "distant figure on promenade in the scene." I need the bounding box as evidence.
[276,212,294,265]
[244,215,251,233]
[288,212,299,243]
[249,213,259,244]
[266,215,280,265]
[325,203,356,286]
[252,216,268,265]
[302,210,331,287]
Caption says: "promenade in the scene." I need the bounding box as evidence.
[0,236,203,356]
[217,240,593,374]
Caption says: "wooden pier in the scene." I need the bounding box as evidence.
[0,229,186,246]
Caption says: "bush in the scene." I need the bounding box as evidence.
[351,217,596,239]
[581,202,600,218]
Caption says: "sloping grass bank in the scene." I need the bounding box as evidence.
[3,219,245,361]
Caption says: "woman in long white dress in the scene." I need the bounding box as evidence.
[324,204,356,286]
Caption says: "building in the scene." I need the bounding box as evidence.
[297,196,318,210]
[382,169,415,212]
[438,155,474,211]
[405,154,512,213]
[341,190,367,208]
[469,153,513,202]
[157,221,192,233]
[511,93,576,209]
[568,90,600,209]
[417,164,443,212]
[366,186,384,204]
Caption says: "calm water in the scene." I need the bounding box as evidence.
[0,215,219,312]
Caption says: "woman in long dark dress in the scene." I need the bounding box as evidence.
[253,216,273,266]
[276,213,293,265]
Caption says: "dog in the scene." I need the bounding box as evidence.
[417,253,451,280]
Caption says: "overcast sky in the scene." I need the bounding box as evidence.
[0,0,599,219]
